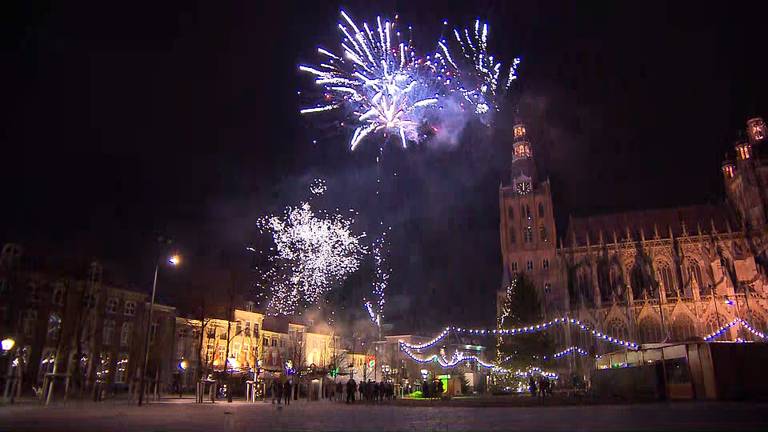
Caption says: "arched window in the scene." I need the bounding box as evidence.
[96,352,112,380]
[539,226,548,242]
[658,264,676,298]
[508,227,516,245]
[629,262,652,299]
[115,354,129,383]
[577,266,593,305]
[597,261,611,303]
[23,309,37,338]
[704,314,727,337]
[507,206,514,220]
[688,261,703,295]
[38,348,56,382]
[670,315,696,342]
[606,318,628,341]
[638,317,662,344]
[103,319,116,345]
[524,226,533,243]
[121,322,133,346]
[47,313,61,341]
[52,284,66,306]
[538,203,545,218]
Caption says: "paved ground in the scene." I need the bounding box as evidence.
[0,399,766,431]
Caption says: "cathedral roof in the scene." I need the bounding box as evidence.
[565,204,731,247]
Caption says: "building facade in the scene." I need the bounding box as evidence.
[174,305,342,389]
[0,246,177,397]
[498,116,768,352]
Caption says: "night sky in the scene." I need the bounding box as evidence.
[3,1,768,331]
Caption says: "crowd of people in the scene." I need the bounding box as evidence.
[419,378,444,399]
[528,375,553,397]
[338,378,396,403]
[269,379,294,405]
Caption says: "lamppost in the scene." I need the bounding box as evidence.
[2,338,17,403]
[178,359,188,398]
[138,253,181,406]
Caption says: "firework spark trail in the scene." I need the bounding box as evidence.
[448,19,521,116]
[257,181,367,316]
[363,228,390,324]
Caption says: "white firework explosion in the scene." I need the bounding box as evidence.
[257,183,367,316]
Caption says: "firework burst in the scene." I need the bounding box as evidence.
[446,19,521,118]
[300,10,521,148]
[257,181,367,315]
[300,11,457,150]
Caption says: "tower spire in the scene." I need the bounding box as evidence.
[510,113,537,194]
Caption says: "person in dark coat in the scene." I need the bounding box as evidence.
[283,379,292,405]
[336,381,343,402]
[271,380,279,404]
[346,378,357,404]
[275,379,284,405]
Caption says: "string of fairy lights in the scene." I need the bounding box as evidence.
[399,342,559,379]
[544,346,594,361]
[399,316,766,355]
[399,316,641,352]
[704,318,767,341]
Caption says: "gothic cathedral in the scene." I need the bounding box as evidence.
[498,116,768,347]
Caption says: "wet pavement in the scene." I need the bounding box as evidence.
[0,398,766,431]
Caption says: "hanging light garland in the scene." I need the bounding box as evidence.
[401,316,766,352]
[401,328,452,350]
[704,318,767,341]
[399,317,640,351]
[544,346,595,361]
[740,318,766,339]
[496,366,558,380]
[399,342,496,369]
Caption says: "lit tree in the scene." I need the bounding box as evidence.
[497,273,553,370]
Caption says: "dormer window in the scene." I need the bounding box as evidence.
[513,142,531,160]
[736,143,751,160]
[722,162,735,178]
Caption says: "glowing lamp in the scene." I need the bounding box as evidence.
[168,255,181,266]
[1,338,15,351]
[179,359,189,370]
[227,357,239,369]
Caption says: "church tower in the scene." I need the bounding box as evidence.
[723,117,768,229]
[498,116,561,315]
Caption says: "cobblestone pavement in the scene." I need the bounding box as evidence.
[0,399,766,431]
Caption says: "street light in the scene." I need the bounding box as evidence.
[3,337,17,403]
[138,252,181,406]
[1,338,14,352]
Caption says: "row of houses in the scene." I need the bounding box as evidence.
[1,243,490,397]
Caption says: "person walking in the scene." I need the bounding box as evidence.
[283,379,292,405]
[346,378,357,404]
[271,380,279,404]
[336,381,343,402]
[528,376,537,397]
